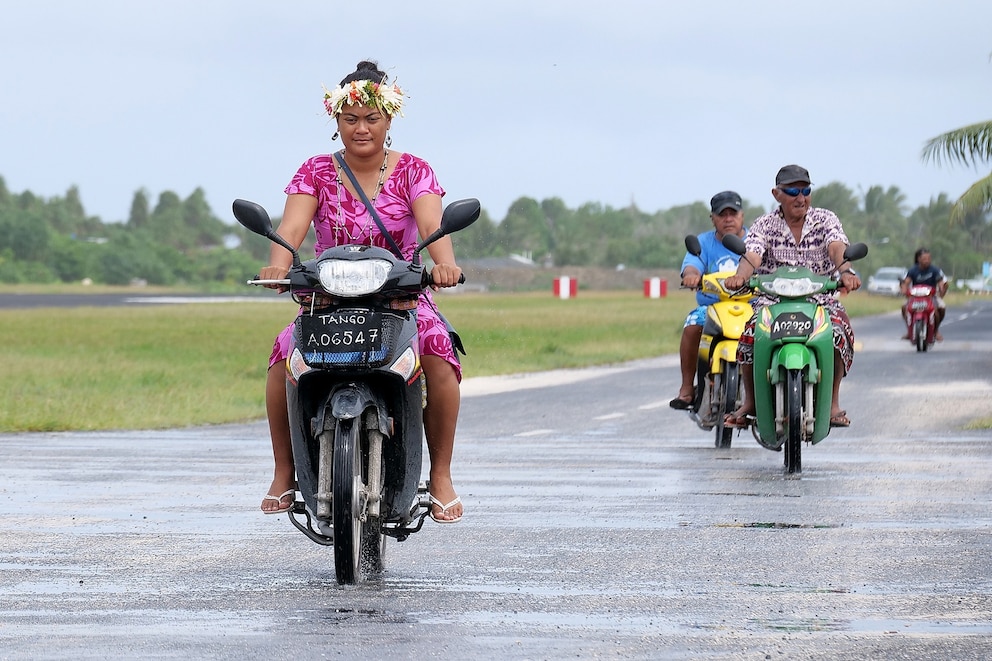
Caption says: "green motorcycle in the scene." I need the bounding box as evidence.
[722,235,868,473]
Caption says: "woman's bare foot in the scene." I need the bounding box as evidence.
[260,476,296,513]
[427,474,462,523]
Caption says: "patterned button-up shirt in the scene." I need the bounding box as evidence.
[744,205,850,307]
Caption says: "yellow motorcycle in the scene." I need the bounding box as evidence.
[684,236,754,448]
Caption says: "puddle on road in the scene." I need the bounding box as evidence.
[384,575,682,598]
[423,609,686,635]
[289,607,416,626]
[845,618,992,634]
[716,521,842,528]
[754,616,992,634]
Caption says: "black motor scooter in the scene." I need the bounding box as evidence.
[233,197,479,584]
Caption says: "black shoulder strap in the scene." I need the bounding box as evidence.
[333,151,404,258]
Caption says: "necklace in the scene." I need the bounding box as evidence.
[333,149,389,243]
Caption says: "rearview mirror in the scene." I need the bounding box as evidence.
[684,235,701,257]
[232,199,300,266]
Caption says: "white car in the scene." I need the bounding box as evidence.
[867,267,906,296]
[959,275,992,293]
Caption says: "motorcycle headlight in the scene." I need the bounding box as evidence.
[764,277,824,297]
[317,259,392,296]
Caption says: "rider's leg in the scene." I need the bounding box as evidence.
[422,354,463,521]
[261,364,296,512]
[830,349,845,419]
[676,324,703,402]
[726,362,755,425]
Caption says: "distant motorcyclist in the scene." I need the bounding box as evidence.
[669,191,747,409]
[900,248,948,341]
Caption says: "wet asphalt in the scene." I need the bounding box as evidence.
[1,299,991,660]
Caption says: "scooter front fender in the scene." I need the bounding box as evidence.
[326,383,390,434]
[768,343,819,382]
[709,339,740,375]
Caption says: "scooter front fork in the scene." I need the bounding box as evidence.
[772,377,815,437]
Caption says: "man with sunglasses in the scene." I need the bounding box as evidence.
[723,164,862,429]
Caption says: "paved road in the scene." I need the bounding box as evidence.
[1,300,991,660]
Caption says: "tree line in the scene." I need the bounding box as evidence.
[0,175,988,287]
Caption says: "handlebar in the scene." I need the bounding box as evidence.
[247,274,467,288]
[425,272,466,287]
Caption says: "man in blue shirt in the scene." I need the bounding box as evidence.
[670,191,747,409]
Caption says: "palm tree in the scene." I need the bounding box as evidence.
[921,120,992,223]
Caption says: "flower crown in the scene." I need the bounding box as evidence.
[322,79,405,118]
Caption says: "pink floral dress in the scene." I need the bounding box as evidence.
[268,151,461,381]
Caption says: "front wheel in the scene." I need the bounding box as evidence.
[915,319,927,352]
[784,369,803,474]
[332,419,383,584]
[714,362,739,449]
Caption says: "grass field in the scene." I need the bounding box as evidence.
[0,289,910,432]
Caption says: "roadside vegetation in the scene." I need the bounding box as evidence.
[1,173,990,290]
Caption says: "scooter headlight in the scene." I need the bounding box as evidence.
[764,277,824,297]
[317,259,392,296]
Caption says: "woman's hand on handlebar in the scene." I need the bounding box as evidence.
[259,264,290,291]
[429,263,463,289]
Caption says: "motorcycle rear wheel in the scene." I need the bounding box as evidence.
[784,369,803,474]
[714,363,739,449]
[332,419,383,584]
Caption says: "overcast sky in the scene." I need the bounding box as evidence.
[3,0,991,228]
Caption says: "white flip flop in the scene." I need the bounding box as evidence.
[429,494,463,524]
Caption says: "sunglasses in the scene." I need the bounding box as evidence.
[778,186,812,197]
